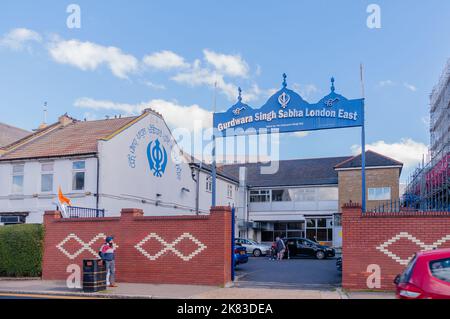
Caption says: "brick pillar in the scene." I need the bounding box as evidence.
[342,202,362,290]
[43,210,61,225]
[210,206,232,285]
[120,208,144,218]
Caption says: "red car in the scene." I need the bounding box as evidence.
[394,248,450,299]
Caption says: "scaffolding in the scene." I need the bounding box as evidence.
[403,59,450,212]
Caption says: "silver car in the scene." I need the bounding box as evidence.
[235,238,271,257]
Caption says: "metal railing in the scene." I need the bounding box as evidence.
[65,206,105,218]
[369,197,450,213]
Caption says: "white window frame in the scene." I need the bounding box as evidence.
[205,176,212,193]
[40,162,54,193]
[72,160,86,191]
[227,184,233,198]
[11,164,24,194]
[249,189,271,203]
[368,187,391,201]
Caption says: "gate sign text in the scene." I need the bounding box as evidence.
[213,75,364,136]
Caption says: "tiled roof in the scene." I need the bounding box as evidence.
[334,150,403,169]
[220,156,351,187]
[0,116,138,161]
[0,122,30,148]
[220,151,403,188]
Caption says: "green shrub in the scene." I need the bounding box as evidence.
[0,224,44,277]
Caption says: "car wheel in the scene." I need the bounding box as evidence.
[253,249,262,257]
[316,251,326,260]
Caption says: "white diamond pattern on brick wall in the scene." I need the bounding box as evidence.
[376,232,450,266]
[135,233,207,261]
[56,233,119,260]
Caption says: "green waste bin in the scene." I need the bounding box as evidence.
[83,259,107,292]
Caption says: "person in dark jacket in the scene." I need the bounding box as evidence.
[99,236,117,287]
[275,237,286,260]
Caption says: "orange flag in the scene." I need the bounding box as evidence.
[58,187,72,206]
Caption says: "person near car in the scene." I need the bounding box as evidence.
[269,241,277,260]
[99,236,117,288]
[275,237,286,260]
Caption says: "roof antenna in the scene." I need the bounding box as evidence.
[43,102,48,125]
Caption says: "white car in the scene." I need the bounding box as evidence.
[235,238,271,257]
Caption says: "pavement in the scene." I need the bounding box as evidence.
[0,279,395,299]
[0,257,395,299]
[234,256,341,289]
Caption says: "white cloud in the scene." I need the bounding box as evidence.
[143,50,189,70]
[203,49,249,78]
[0,28,42,51]
[172,59,268,103]
[292,83,320,101]
[142,81,166,90]
[378,80,396,87]
[351,138,428,169]
[48,39,138,79]
[403,82,417,92]
[74,97,212,131]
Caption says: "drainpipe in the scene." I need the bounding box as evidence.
[95,155,100,210]
[195,166,200,215]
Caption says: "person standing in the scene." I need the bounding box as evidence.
[99,236,117,288]
[275,236,286,260]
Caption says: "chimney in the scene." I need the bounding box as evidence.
[58,114,73,127]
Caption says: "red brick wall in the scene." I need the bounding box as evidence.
[42,207,232,286]
[342,203,450,291]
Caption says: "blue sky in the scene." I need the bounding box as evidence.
[1,1,450,181]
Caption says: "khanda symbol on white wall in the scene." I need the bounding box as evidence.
[147,139,168,177]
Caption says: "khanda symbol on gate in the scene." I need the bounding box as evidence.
[147,139,168,177]
[278,92,291,109]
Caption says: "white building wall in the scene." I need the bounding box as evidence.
[97,111,236,216]
[0,112,238,223]
[0,157,98,223]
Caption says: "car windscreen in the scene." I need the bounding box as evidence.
[429,257,450,283]
[398,255,417,283]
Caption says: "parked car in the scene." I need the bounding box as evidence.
[235,238,271,257]
[394,248,450,299]
[234,244,249,267]
[336,257,342,271]
[282,237,335,259]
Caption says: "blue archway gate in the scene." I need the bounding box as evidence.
[212,74,366,278]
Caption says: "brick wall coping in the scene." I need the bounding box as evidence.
[362,211,450,218]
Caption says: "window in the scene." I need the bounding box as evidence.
[290,188,316,201]
[430,258,450,283]
[249,190,270,202]
[334,214,342,227]
[261,222,305,243]
[272,189,292,202]
[317,187,339,201]
[368,187,391,201]
[12,164,24,194]
[206,176,212,192]
[398,255,417,283]
[227,184,233,198]
[306,217,333,242]
[0,215,26,225]
[41,162,54,193]
[72,161,85,191]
